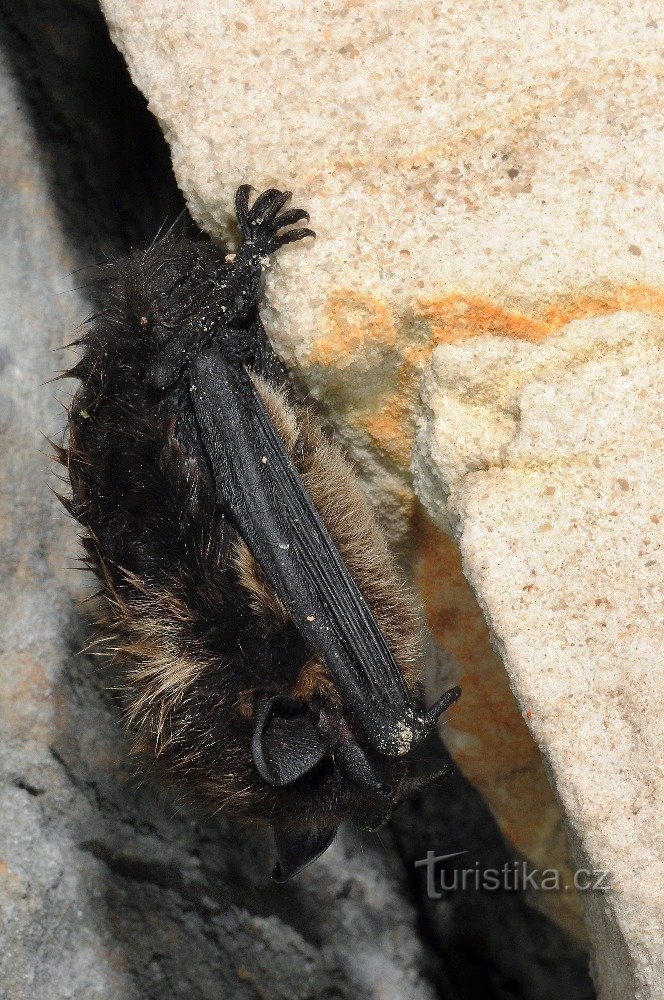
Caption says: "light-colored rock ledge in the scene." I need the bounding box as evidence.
[418,312,664,1000]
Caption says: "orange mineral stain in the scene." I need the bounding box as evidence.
[542,285,664,329]
[414,505,538,789]
[311,283,664,466]
[413,504,584,936]
[309,289,398,369]
[414,293,551,345]
[358,395,414,468]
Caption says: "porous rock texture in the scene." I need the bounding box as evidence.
[97,0,664,994]
[418,313,664,1000]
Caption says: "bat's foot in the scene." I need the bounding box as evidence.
[235,185,315,255]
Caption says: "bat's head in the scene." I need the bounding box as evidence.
[250,684,461,881]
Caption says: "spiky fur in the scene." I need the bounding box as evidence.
[59,219,424,830]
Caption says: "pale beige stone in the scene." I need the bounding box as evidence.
[439,317,664,1000]
[100,0,664,369]
[414,312,664,530]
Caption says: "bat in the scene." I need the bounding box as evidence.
[58,186,461,880]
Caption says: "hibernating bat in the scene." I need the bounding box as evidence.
[58,186,461,880]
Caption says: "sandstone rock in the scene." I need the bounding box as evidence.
[432,314,664,1000]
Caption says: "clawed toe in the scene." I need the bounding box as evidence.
[273,207,310,229]
[274,227,315,247]
[235,185,253,239]
[251,188,291,224]
[234,185,315,253]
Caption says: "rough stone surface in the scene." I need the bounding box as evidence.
[434,314,664,1000]
[413,308,664,984]
[0,35,441,1000]
[97,0,664,964]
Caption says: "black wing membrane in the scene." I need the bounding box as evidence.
[272,824,338,882]
[190,351,421,756]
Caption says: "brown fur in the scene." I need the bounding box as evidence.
[252,374,423,688]
[233,540,289,621]
[63,373,424,820]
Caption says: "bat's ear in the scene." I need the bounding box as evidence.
[251,694,329,787]
[272,823,338,882]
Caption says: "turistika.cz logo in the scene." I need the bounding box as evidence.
[414,851,612,897]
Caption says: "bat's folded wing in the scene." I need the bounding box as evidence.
[189,351,420,756]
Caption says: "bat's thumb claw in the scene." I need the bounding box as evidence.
[415,686,462,740]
